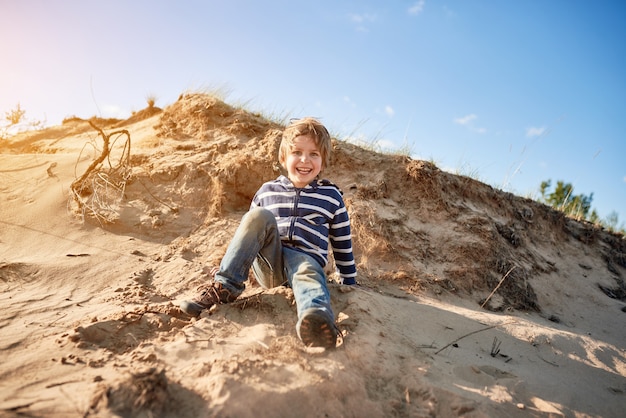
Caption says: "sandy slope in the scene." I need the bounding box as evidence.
[1,94,625,417]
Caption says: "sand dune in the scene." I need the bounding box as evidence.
[1,93,624,417]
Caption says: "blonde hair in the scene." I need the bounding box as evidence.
[279,117,332,171]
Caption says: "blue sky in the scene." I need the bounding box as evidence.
[2,1,625,226]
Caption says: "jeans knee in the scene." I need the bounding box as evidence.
[242,207,275,228]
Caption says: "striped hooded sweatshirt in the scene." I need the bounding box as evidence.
[250,175,357,285]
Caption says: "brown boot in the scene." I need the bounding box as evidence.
[179,282,238,317]
[297,308,339,349]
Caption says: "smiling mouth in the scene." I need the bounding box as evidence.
[296,168,312,175]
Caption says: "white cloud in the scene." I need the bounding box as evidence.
[344,134,395,153]
[102,104,127,119]
[349,13,377,32]
[408,0,425,16]
[385,105,394,117]
[526,126,547,137]
[453,114,486,134]
[454,114,477,125]
[443,6,456,18]
[350,13,377,23]
[376,139,396,150]
[343,96,356,108]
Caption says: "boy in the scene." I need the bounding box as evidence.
[180,117,357,349]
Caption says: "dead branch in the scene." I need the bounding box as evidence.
[435,320,516,355]
[480,266,516,309]
[69,121,131,221]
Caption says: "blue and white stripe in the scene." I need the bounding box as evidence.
[251,175,357,284]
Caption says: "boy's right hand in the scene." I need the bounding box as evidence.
[339,277,357,285]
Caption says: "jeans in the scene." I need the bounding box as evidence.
[214,207,333,321]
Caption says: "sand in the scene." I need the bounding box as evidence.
[1,93,624,417]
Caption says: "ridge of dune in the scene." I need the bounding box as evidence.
[1,93,624,417]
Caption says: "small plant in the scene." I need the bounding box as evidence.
[539,179,594,220]
[5,103,26,125]
[539,179,625,234]
[145,94,158,109]
[1,103,44,140]
[490,337,502,357]
[599,211,625,234]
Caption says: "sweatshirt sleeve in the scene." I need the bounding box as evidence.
[329,195,358,285]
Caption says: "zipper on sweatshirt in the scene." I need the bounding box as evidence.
[288,188,301,242]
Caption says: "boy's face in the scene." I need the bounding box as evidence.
[282,134,323,188]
